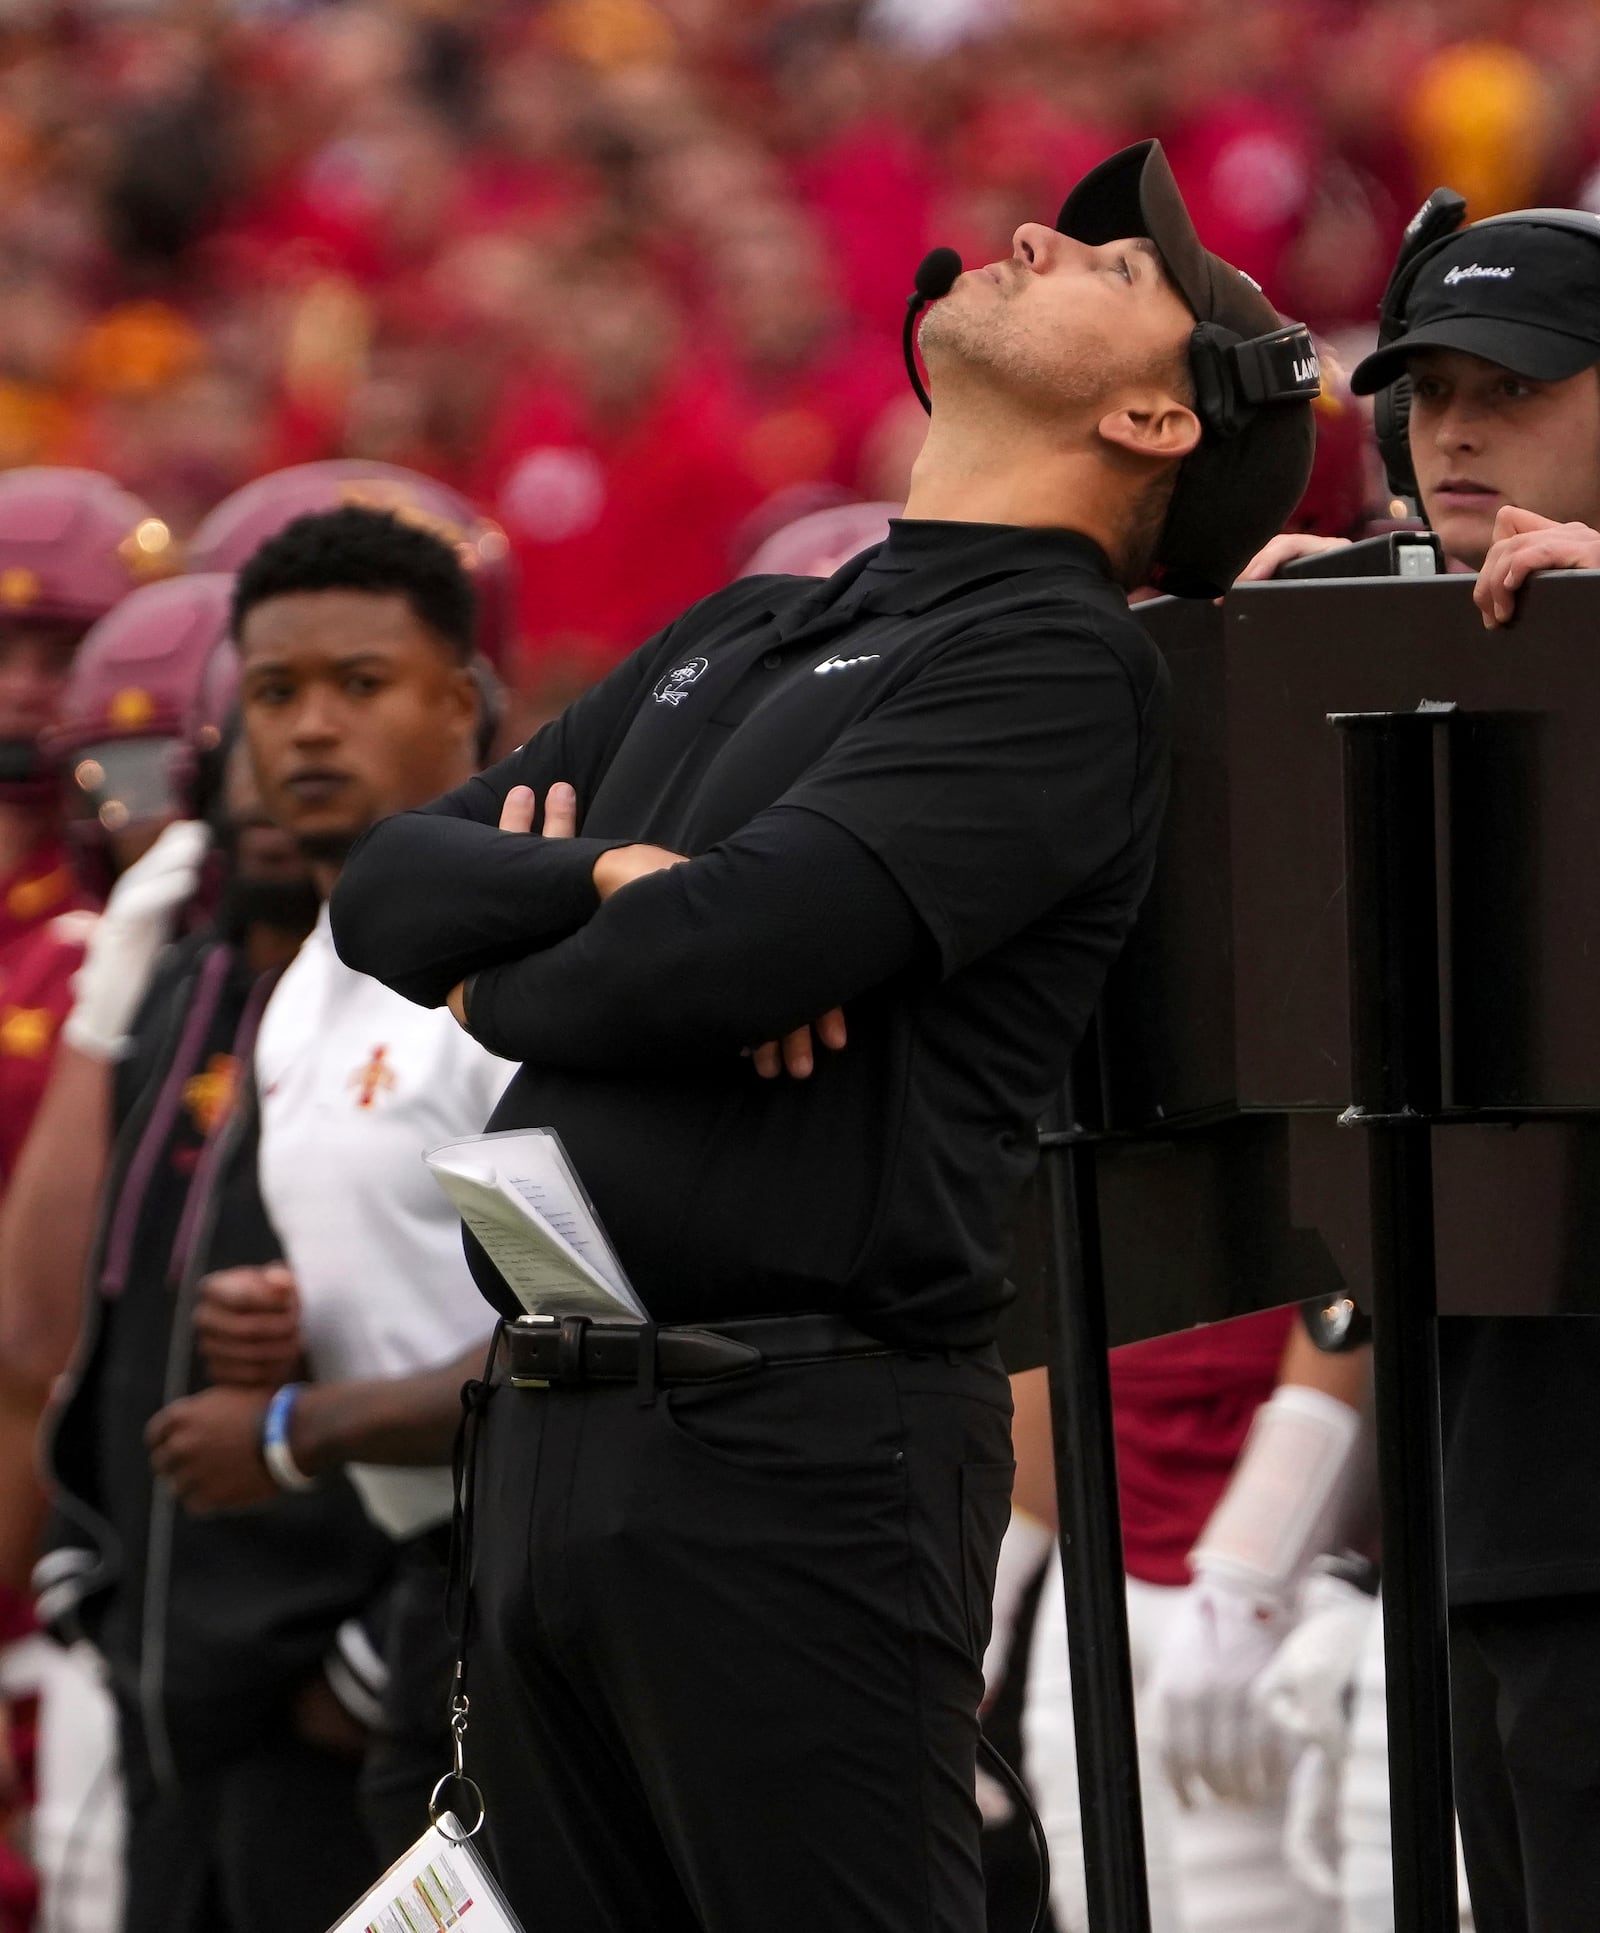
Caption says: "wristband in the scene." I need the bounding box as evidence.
[261,1383,318,1492]
[1190,1384,1363,1601]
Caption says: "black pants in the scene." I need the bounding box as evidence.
[361,1529,459,1864]
[119,1704,374,1933]
[468,1346,1014,1933]
[1450,1594,1600,1933]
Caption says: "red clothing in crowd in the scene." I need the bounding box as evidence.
[480,371,762,678]
[789,123,935,325]
[722,331,904,501]
[0,839,94,1191]
[1164,97,1319,297]
[1111,1304,1298,1588]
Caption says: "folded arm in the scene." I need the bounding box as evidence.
[462,628,1150,1072]
[463,807,924,1069]
[329,620,675,1003]
[331,807,626,1007]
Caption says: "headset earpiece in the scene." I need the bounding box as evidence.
[1187,320,1321,442]
[1375,372,1419,504]
[1188,323,1243,437]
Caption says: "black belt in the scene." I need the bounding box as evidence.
[498,1312,895,1388]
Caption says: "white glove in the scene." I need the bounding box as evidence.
[1255,1568,1376,1762]
[1147,1566,1295,1807]
[1254,1570,1377,1899]
[1281,1743,1342,1900]
[1149,1380,1364,1810]
[63,820,210,1060]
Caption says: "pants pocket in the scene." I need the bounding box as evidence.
[661,1357,909,1477]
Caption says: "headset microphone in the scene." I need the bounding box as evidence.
[903,247,963,413]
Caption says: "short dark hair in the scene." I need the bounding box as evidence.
[230,504,477,661]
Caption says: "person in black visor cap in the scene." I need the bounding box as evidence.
[1353,211,1600,621]
[1351,222,1600,394]
[329,139,1316,1933]
[1255,202,1600,606]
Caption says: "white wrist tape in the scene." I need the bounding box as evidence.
[1190,1384,1363,1602]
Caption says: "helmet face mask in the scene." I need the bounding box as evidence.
[65,737,186,835]
[47,573,238,894]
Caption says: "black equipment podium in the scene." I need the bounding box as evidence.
[1020,568,1600,1932]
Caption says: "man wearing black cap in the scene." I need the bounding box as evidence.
[330,140,1316,1933]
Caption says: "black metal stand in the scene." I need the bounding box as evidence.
[1041,1104,1152,1933]
[1334,709,1459,1932]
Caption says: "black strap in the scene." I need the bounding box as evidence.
[446,1319,506,1702]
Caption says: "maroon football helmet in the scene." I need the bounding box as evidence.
[0,468,175,802]
[47,574,236,877]
[187,460,517,666]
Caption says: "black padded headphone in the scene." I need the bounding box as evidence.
[1184,318,1322,441]
[1373,191,1600,503]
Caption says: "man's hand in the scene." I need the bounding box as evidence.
[485,796,844,1077]
[1229,532,1352,589]
[146,1385,276,1512]
[194,1265,304,1388]
[496,782,576,838]
[446,782,580,1024]
[590,835,844,1079]
[745,1009,848,1080]
[1475,505,1600,628]
[592,844,686,900]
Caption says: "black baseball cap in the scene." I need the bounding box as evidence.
[1351,218,1600,395]
[1058,139,1317,596]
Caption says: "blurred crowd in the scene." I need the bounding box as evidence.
[0,0,1594,695]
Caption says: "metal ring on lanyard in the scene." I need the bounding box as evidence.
[428,1691,486,1841]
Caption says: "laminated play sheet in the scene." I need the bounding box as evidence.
[326,1816,523,1933]
[426,1127,645,1321]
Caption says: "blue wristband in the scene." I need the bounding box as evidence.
[261,1382,317,1492]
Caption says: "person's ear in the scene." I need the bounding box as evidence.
[1097,397,1202,464]
[446,662,479,749]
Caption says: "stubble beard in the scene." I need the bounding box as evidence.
[920,289,1134,416]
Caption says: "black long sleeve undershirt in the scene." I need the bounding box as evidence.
[331,815,626,1008]
[461,807,925,1071]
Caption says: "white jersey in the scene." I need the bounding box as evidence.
[256,904,511,1538]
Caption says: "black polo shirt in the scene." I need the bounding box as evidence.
[332,519,1170,1347]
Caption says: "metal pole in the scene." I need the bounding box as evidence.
[1041,1112,1152,1933]
[1334,710,1458,1933]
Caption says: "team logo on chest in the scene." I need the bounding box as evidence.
[183,1053,240,1137]
[653,658,709,707]
[350,1044,397,1109]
